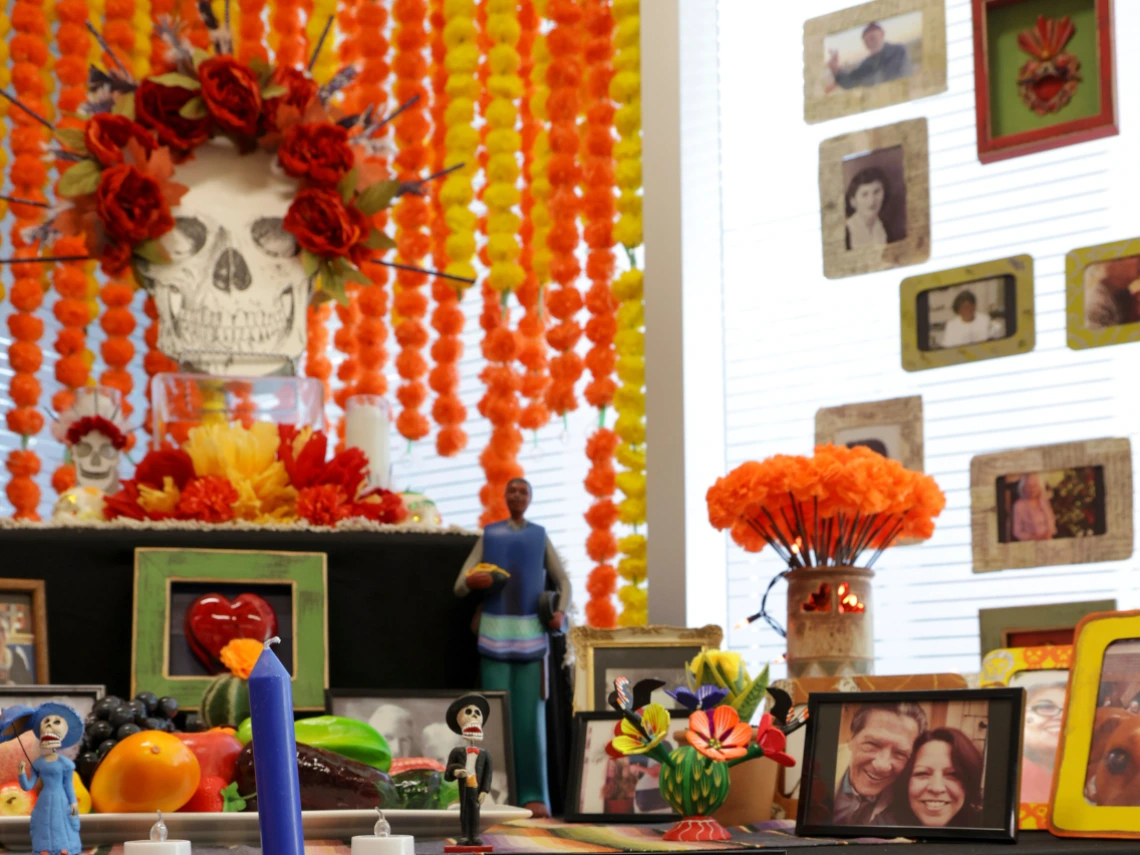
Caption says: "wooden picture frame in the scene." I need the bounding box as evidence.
[815,395,923,473]
[568,624,722,713]
[970,438,1133,573]
[327,689,517,807]
[1050,610,1140,838]
[972,0,1118,164]
[565,711,684,823]
[770,673,968,821]
[803,0,947,124]
[1066,236,1140,350]
[0,578,49,685]
[132,548,329,710]
[820,118,930,279]
[981,646,1072,829]
[979,600,1117,658]
[797,688,1023,842]
[0,685,104,722]
[900,255,1036,372]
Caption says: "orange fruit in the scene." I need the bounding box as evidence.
[91,731,201,814]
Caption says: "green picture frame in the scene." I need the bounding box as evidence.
[900,254,1035,372]
[131,548,329,710]
[1066,236,1140,350]
[978,599,1116,660]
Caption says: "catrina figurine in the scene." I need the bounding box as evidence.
[17,703,84,855]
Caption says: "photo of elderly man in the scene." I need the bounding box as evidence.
[832,702,928,825]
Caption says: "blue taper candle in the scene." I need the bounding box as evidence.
[249,637,304,855]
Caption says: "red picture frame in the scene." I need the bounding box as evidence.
[972,0,1117,164]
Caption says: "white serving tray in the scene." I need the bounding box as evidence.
[0,806,531,847]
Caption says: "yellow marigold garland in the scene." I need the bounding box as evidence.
[611,0,645,626]
[306,0,337,83]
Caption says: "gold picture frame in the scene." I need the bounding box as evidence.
[0,578,49,684]
[815,394,923,472]
[1066,237,1140,351]
[981,645,1073,830]
[1050,610,1140,838]
[820,118,930,279]
[804,0,948,124]
[900,255,1036,372]
[568,624,723,713]
[969,438,1133,573]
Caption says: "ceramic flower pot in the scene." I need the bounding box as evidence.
[785,566,874,677]
[671,726,778,827]
[658,745,732,841]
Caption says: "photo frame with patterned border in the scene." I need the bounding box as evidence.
[1050,610,1140,838]
[981,645,1073,829]
[1066,236,1140,351]
[900,255,1035,372]
[969,438,1133,573]
[131,548,329,710]
[567,625,723,713]
[972,0,1117,164]
[0,578,49,684]
[803,0,948,124]
[769,673,967,821]
[815,395,924,472]
[820,118,930,279]
[979,601,1117,660]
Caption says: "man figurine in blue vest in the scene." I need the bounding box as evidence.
[455,478,571,817]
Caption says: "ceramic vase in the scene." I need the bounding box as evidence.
[785,566,874,677]
[658,745,732,841]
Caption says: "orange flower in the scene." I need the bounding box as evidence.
[219,638,264,680]
[686,706,752,762]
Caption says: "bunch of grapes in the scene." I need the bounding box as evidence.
[76,692,180,786]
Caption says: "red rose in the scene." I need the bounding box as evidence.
[84,114,157,167]
[283,187,368,258]
[95,163,175,245]
[135,80,211,154]
[278,122,355,185]
[99,240,134,277]
[198,56,263,137]
[265,66,319,131]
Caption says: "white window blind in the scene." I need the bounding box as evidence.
[714,0,1140,680]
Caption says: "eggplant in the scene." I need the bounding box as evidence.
[235,741,398,811]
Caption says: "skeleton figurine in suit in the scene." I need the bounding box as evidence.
[443,694,494,851]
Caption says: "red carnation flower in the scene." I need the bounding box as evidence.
[176,476,238,523]
[84,114,157,167]
[134,448,197,491]
[297,484,352,527]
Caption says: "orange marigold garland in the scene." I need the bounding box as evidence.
[543,0,584,418]
[391,0,432,442]
[6,0,51,518]
[236,0,268,65]
[269,0,304,67]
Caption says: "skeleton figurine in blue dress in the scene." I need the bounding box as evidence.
[18,703,84,855]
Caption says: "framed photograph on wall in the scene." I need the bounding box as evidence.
[979,600,1117,658]
[969,439,1133,573]
[796,688,1023,842]
[819,118,930,279]
[0,579,49,685]
[972,0,1118,164]
[980,645,1072,829]
[1066,236,1140,350]
[803,0,947,124]
[815,395,923,472]
[327,689,516,806]
[0,685,104,758]
[1050,610,1140,837]
[568,625,722,712]
[132,548,329,710]
[900,255,1036,372]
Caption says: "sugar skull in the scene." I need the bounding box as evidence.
[52,386,129,493]
[1016,15,1082,116]
[135,139,313,377]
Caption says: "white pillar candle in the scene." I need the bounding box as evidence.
[125,813,191,855]
[345,394,392,491]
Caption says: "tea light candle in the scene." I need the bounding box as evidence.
[124,812,192,855]
[351,809,415,855]
[345,395,391,490]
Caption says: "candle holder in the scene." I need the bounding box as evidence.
[345,395,392,490]
[351,809,415,855]
[124,811,192,855]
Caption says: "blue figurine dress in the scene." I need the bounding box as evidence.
[19,756,82,855]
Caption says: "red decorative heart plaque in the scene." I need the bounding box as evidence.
[185,593,279,673]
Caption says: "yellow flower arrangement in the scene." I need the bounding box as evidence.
[484,0,524,296]
[440,0,479,287]
[611,0,645,628]
[183,421,297,521]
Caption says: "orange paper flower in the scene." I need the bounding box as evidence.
[219,638,264,680]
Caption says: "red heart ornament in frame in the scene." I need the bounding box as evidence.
[184,593,279,673]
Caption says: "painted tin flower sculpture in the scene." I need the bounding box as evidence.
[606,678,802,842]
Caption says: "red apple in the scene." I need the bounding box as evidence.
[0,781,35,816]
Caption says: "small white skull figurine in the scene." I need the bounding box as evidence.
[72,430,121,493]
[137,139,313,377]
[52,386,129,494]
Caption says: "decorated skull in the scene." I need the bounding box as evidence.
[72,430,121,493]
[136,139,313,376]
[52,386,128,494]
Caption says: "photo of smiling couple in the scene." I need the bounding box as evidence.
[829,701,987,828]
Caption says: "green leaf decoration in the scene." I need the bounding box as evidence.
[150,72,201,90]
[734,664,770,721]
[260,83,288,99]
[363,229,396,251]
[54,128,88,154]
[320,268,348,306]
[133,238,171,265]
[342,264,373,287]
[221,782,249,813]
[179,97,208,120]
[336,166,359,206]
[301,249,321,278]
[112,92,136,119]
[192,48,211,71]
[249,56,273,86]
[57,159,102,197]
[354,179,401,216]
